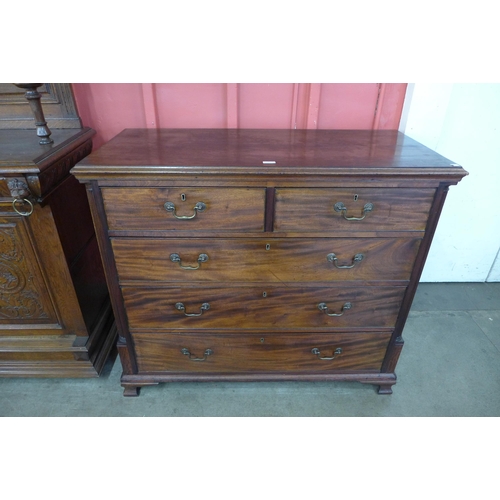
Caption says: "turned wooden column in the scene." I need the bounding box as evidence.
[13,83,53,144]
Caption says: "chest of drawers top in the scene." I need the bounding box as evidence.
[73,128,465,183]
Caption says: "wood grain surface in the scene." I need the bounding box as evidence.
[0,214,59,328]
[274,188,435,232]
[122,285,406,330]
[112,237,422,283]
[75,129,460,170]
[133,331,391,373]
[102,187,266,231]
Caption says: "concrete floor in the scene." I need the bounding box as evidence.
[1,282,499,416]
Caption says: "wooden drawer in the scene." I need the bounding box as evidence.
[122,285,406,330]
[102,187,266,232]
[113,237,421,283]
[274,188,435,232]
[133,331,391,373]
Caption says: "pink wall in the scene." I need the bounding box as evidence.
[72,83,407,150]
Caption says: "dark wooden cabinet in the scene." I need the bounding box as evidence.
[72,128,467,395]
[0,128,116,376]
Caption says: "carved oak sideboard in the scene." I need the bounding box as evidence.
[73,128,467,395]
[0,128,116,376]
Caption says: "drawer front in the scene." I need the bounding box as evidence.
[112,237,421,283]
[122,285,406,330]
[133,331,391,373]
[102,187,266,232]
[274,188,435,232]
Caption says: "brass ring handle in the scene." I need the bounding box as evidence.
[175,302,210,317]
[327,253,364,269]
[334,202,374,221]
[164,201,206,219]
[311,347,343,360]
[181,348,213,361]
[12,198,34,217]
[318,302,352,317]
[170,253,209,270]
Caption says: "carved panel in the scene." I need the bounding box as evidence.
[0,83,81,129]
[0,221,54,322]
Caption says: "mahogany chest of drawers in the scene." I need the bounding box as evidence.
[72,129,467,396]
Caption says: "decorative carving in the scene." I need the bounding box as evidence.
[33,140,93,198]
[0,259,26,293]
[0,226,49,320]
[7,178,30,198]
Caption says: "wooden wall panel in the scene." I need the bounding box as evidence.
[73,83,146,149]
[154,83,227,129]
[318,83,380,129]
[373,83,409,130]
[72,83,407,150]
[238,83,296,129]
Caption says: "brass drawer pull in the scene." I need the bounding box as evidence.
[170,253,209,270]
[12,198,34,217]
[334,201,373,221]
[175,302,210,317]
[181,348,213,361]
[327,252,364,269]
[318,302,352,317]
[311,347,343,360]
[164,201,206,219]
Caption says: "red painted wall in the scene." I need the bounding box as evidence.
[72,83,407,150]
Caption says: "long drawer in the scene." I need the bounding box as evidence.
[102,187,266,231]
[274,188,435,232]
[133,331,392,373]
[112,237,421,283]
[121,285,406,330]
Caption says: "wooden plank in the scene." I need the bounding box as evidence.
[226,83,239,128]
[141,83,160,128]
[306,83,321,129]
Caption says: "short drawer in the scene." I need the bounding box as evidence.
[133,331,391,373]
[274,188,435,232]
[102,187,266,232]
[112,237,421,283]
[121,285,406,330]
